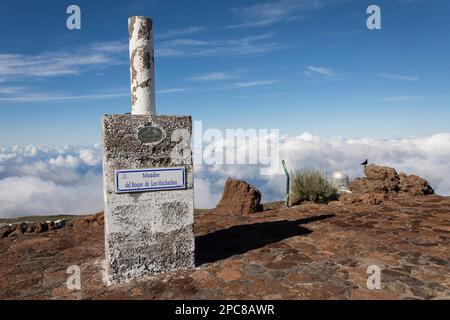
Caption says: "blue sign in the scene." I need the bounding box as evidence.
[115,167,186,193]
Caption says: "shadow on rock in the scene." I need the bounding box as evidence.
[195,214,334,265]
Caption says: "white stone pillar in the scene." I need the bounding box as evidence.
[128,16,156,115]
[102,17,194,285]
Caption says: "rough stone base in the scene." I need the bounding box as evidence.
[102,114,194,284]
[107,226,194,283]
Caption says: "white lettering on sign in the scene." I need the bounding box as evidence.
[115,167,186,193]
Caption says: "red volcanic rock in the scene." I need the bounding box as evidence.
[339,193,387,206]
[349,178,395,195]
[399,173,434,196]
[346,164,434,205]
[364,164,399,182]
[2,195,450,300]
[214,178,262,214]
[73,212,104,228]
[349,165,399,195]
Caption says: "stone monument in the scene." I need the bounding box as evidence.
[102,16,194,284]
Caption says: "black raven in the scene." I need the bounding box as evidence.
[361,159,368,166]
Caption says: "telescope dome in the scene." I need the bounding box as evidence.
[331,170,350,191]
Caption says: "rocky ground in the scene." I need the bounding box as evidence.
[1,195,450,300]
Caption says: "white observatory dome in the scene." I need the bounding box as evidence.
[332,170,349,181]
[331,170,350,192]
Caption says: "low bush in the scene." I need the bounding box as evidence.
[290,169,337,204]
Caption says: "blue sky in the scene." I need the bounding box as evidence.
[0,0,449,146]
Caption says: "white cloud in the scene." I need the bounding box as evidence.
[0,41,127,80]
[0,145,103,218]
[0,86,24,95]
[49,154,79,167]
[384,95,422,102]
[305,66,335,77]
[195,132,450,208]
[207,79,280,91]
[0,90,128,104]
[0,175,102,217]
[234,92,286,98]
[157,88,190,94]
[188,71,241,81]
[156,33,282,58]
[1,133,449,217]
[0,40,130,104]
[234,80,279,88]
[79,148,101,166]
[228,0,324,28]
[187,70,278,90]
[194,177,221,209]
[379,73,419,81]
[157,26,205,39]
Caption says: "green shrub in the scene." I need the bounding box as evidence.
[290,169,337,204]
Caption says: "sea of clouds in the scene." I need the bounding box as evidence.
[1,132,450,218]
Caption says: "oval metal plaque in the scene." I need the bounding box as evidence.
[138,126,163,144]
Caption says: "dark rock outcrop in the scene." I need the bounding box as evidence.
[1,226,14,238]
[345,164,434,205]
[73,212,104,228]
[214,178,262,214]
[0,213,105,239]
[0,219,67,238]
[339,193,387,206]
[349,164,400,194]
[35,222,49,233]
[399,173,434,196]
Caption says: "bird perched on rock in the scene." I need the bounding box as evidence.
[361,159,368,166]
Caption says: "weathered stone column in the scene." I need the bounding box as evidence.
[102,16,194,285]
[128,16,156,115]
